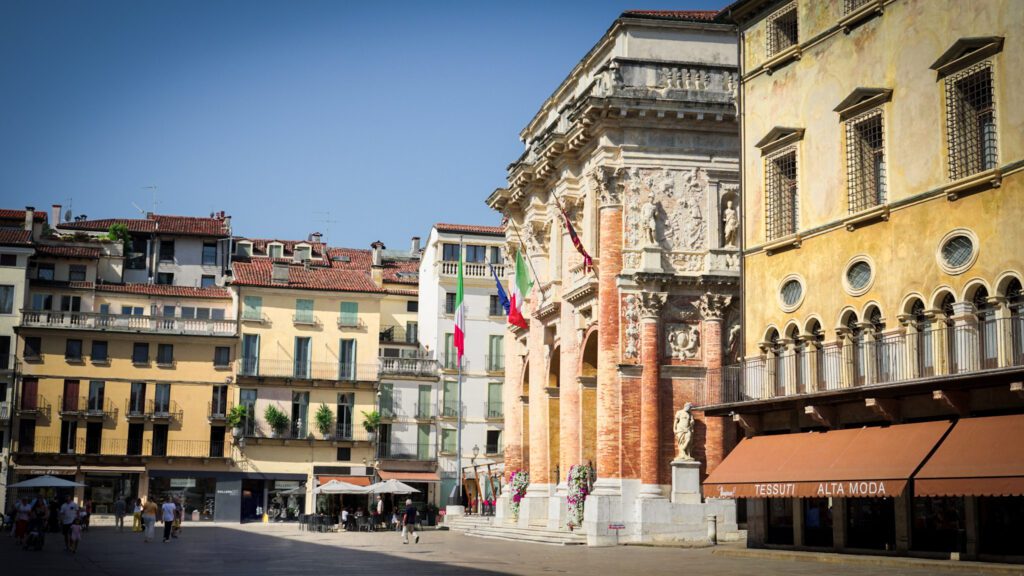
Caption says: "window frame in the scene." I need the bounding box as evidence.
[214,346,231,368]
[91,340,109,363]
[202,242,218,266]
[157,343,174,366]
[68,265,87,282]
[132,342,150,365]
[65,338,83,362]
[944,61,998,181]
[845,108,887,214]
[765,147,799,241]
[37,262,55,281]
[766,2,798,59]
[158,240,175,262]
[0,285,13,314]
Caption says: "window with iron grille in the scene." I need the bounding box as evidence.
[767,3,798,58]
[945,62,997,180]
[846,110,886,213]
[843,0,871,13]
[765,149,798,240]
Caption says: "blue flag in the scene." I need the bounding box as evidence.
[489,263,510,315]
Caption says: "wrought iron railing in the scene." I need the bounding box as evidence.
[377,441,435,461]
[379,325,419,345]
[146,399,183,421]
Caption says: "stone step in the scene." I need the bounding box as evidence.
[444,516,494,531]
[464,524,587,546]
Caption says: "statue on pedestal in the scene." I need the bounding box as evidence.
[723,200,738,248]
[673,403,695,461]
[641,192,658,246]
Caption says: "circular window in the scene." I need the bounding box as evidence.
[936,229,979,275]
[842,255,875,297]
[778,274,805,312]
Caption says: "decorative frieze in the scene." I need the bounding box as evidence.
[695,293,733,321]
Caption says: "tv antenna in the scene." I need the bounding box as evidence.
[314,211,339,244]
[137,185,160,215]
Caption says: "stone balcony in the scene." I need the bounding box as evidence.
[20,309,238,337]
[440,260,505,278]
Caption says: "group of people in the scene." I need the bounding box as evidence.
[335,496,420,544]
[9,494,91,552]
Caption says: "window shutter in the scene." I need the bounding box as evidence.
[340,302,358,326]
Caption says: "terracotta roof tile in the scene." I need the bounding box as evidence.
[60,213,229,236]
[30,279,94,290]
[386,288,418,297]
[96,283,232,300]
[621,10,719,21]
[326,247,372,270]
[0,229,32,246]
[0,209,47,222]
[231,259,384,293]
[434,223,506,237]
[382,259,420,285]
[34,244,102,259]
[247,238,327,258]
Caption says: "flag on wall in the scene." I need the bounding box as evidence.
[489,263,510,315]
[454,257,466,361]
[558,205,593,272]
[508,250,533,330]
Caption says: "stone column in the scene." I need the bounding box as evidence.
[950,301,979,373]
[559,302,581,486]
[696,293,731,474]
[527,312,549,486]
[639,293,666,497]
[987,296,1012,368]
[596,168,623,485]
[503,335,525,479]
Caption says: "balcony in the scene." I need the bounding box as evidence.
[124,399,147,421]
[441,357,466,371]
[485,400,503,420]
[16,394,50,418]
[20,309,238,337]
[441,260,505,278]
[146,399,183,422]
[17,436,223,459]
[441,401,464,419]
[415,402,433,420]
[379,404,396,420]
[379,325,418,345]
[378,357,438,378]
[208,400,232,423]
[485,354,504,373]
[148,439,227,459]
[377,441,435,461]
[58,396,116,420]
[236,358,378,382]
[292,312,319,326]
[697,317,1024,408]
[0,401,9,422]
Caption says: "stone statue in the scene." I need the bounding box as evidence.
[723,200,738,248]
[674,403,695,461]
[641,192,658,246]
[727,323,741,362]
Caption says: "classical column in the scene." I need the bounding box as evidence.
[596,167,623,486]
[639,292,666,497]
[528,311,550,486]
[503,335,525,480]
[696,292,731,475]
[559,300,581,486]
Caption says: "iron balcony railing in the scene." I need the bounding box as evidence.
[379,325,419,345]
[59,396,117,419]
[334,423,355,440]
[17,436,223,458]
[146,399,183,422]
[208,400,232,422]
[125,398,147,420]
[442,357,467,371]
[415,402,433,420]
[147,439,227,458]
[20,309,238,337]
[236,358,378,381]
[0,401,9,421]
[441,400,464,419]
[238,423,370,442]
[377,441,435,461]
[486,400,503,419]
[697,316,1024,407]
[17,394,50,417]
[379,403,396,419]
[441,260,505,278]
[485,354,504,372]
[378,357,438,377]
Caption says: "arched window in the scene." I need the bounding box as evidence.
[787,325,805,393]
[939,292,958,372]
[909,299,934,377]
[972,286,998,368]
[866,306,893,382]
[765,328,785,397]
[1006,278,1023,365]
[806,319,825,388]
[844,312,865,386]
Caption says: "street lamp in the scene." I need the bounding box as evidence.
[472,444,480,460]
[472,444,481,514]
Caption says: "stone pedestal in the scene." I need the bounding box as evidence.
[547,484,569,530]
[671,460,702,504]
[445,505,466,518]
[517,483,552,528]
[640,245,663,273]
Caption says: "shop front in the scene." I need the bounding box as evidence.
[147,470,306,523]
[705,415,1024,561]
[80,468,142,514]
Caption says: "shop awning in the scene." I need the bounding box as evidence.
[378,470,440,483]
[317,475,371,487]
[704,420,952,498]
[915,414,1024,497]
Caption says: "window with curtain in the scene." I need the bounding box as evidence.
[339,302,359,326]
[295,299,314,323]
[0,285,15,314]
[339,339,356,379]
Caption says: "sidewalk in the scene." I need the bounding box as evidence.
[714,547,1024,575]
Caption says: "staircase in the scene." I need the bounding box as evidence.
[446,515,587,546]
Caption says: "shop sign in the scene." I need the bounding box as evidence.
[708,479,904,499]
[170,478,196,488]
[216,489,239,496]
[275,481,300,489]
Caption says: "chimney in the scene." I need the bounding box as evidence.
[410,236,420,256]
[50,204,61,227]
[310,232,322,243]
[371,241,385,267]
[24,206,35,231]
[271,262,290,284]
[222,214,231,234]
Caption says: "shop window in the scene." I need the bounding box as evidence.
[912,496,965,553]
[979,495,1024,556]
[766,498,794,545]
[846,497,895,550]
[803,498,834,547]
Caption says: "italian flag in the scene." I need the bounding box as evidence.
[508,250,533,330]
[454,257,466,361]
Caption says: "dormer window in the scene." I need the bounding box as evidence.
[236,241,253,258]
[293,244,312,262]
[268,243,284,259]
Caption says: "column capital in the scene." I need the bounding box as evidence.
[694,292,733,321]
[592,166,623,208]
[639,292,667,320]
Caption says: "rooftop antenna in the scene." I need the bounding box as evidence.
[141,185,160,214]
[314,210,338,244]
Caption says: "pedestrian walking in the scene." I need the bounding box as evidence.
[13,497,32,545]
[142,498,158,543]
[133,498,143,532]
[401,499,419,545]
[68,518,82,554]
[114,496,127,531]
[375,495,384,530]
[58,495,79,551]
[161,498,176,543]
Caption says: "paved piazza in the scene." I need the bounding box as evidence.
[5,523,1005,576]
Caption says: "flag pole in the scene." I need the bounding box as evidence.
[550,191,598,276]
[456,235,464,510]
[507,216,547,305]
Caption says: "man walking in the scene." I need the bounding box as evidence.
[113,496,126,531]
[161,498,176,543]
[58,495,79,551]
[401,499,419,544]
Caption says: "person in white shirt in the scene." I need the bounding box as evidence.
[161,499,176,543]
[58,496,79,550]
[341,508,349,530]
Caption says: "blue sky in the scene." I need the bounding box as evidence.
[0,0,723,249]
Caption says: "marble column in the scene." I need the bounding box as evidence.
[696,292,731,475]
[503,336,525,480]
[639,292,666,496]
[528,311,549,486]
[596,169,623,485]
[559,299,581,485]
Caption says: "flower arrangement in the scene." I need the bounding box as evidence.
[566,464,590,530]
[510,470,530,519]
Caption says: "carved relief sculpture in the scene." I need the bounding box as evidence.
[666,323,701,360]
[641,192,659,246]
[673,403,695,461]
[694,293,733,321]
[623,294,640,361]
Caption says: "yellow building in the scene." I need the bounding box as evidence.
[229,238,427,517]
[705,0,1024,560]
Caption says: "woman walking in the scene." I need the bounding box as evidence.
[142,498,158,543]
[132,498,143,532]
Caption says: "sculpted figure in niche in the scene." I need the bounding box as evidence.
[674,403,695,461]
[641,192,658,246]
[723,200,738,248]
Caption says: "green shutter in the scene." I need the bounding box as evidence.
[442,429,456,453]
[444,333,455,368]
[417,424,430,460]
[243,296,262,320]
[296,299,314,323]
[340,302,358,326]
[379,382,393,418]
[418,385,431,418]
[488,382,502,418]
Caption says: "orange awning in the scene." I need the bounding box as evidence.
[317,476,371,486]
[704,420,952,498]
[378,470,440,482]
[915,414,1024,497]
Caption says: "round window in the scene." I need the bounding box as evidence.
[781,279,803,307]
[941,235,974,269]
[846,261,872,291]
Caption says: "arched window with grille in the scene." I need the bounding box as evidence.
[941,293,957,373]
[844,312,865,386]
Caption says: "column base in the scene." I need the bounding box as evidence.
[637,483,665,499]
[592,476,622,496]
[517,483,552,528]
[640,245,664,273]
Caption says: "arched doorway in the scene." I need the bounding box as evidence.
[579,329,598,470]
[547,345,561,485]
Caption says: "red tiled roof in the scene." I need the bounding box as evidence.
[622,10,718,21]
[96,283,232,300]
[31,279,94,290]
[0,209,47,222]
[248,238,327,259]
[34,244,102,259]
[435,223,505,237]
[326,247,372,270]
[0,229,32,246]
[382,259,420,285]
[231,259,384,293]
[386,288,418,297]
[60,213,229,236]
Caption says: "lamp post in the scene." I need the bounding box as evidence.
[472,444,481,514]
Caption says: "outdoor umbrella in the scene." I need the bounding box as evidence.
[9,475,86,488]
[314,480,368,495]
[279,485,308,495]
[366,479,419,494]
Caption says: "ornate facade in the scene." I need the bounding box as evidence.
[486,10,741,544]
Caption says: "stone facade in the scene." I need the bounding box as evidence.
[486,11,742,545]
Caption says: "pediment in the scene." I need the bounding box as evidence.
[754,126,805,156]
[930,37,1004,79]
[833,87,892,121]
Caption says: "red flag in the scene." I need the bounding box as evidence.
[559,205,593,272]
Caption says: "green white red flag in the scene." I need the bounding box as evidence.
[508,250,533,330]
[454,256,466,361]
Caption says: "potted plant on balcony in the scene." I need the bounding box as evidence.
[227,405,248,438]
[361,410,381,442]
[315,403,333,440]
[264,404,290,438]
